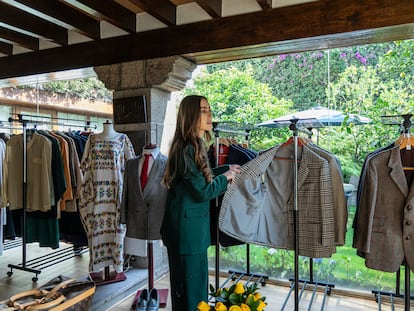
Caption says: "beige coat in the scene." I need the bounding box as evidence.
[2,133,53,212]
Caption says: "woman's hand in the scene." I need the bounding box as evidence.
[229,164,241,174]
[224,164,241,182]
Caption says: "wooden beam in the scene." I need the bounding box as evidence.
[0,41,13,56]
[0,25,39,51]
[15,0,101,40]
[129,0,176,26]
[0,2,68,46]
[195,0,222,18]
[256,0,271,10]
[0,0,413,79]
[73,0,136,33]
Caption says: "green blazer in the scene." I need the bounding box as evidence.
[161,145,229,254]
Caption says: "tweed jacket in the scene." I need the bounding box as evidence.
[308,143,348,245]
[219,143,337,258]
[353,145,414,272]
[120,152,168,240]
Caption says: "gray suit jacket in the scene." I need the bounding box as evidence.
[120,153,168,240]
[354,145,414,272]
[219,143,337,258]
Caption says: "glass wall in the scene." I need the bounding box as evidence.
[203,40,414,296]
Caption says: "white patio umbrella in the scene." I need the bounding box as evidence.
[256,106,371,129]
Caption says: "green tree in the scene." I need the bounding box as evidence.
[184,65,293,150]
[208,44,390,111]
[20,77,112,103]
[324,40,414,180]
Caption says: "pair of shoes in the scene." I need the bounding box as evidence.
[135,289,148,311]
[135,288,159,311]
[147,288,159,311]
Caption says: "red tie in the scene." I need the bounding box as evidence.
[140,154,151,190]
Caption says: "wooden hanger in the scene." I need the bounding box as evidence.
[274,136,308,161]
[396,134,414,150]
[396,133,414,170]
[218,137,231,146]
[281,136,308,147]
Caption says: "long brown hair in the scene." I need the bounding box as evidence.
[162,95,212,189]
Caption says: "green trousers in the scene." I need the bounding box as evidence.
[167,249,208,311]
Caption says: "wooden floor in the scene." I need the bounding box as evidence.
[0,240,407,311]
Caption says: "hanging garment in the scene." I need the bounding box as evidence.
[209,143,258,247]
[120,149,168,240]
[2,132,53,212]
[55,132,87,248]
[352,142,394,233]
[307,143,348,245]
[79,133,135,273]
[353,145,414,273]
[219,143,339,258]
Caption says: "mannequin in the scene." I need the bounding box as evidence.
[120,143,169,308]
[123,144,161,258]
[96,120,121,140]
[140,144,159,176]
[79,120,135,285]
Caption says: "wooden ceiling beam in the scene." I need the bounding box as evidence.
[0,0,412,79]
[0,41,13,56]
[0,25,39,51]
[72,0,136,33]
[14,0,101,40]
[0,2,68,46]
[195,0,222,18]
[129,0,176,26]
[256,0,272,10]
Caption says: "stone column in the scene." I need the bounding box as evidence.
[93,56,196,272]
[94,56,196,154]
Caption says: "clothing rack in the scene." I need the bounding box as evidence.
[208,270,268,304]
[10,113,97,131]
[273,119,334,311]
[372,266,413,310]
[212,122,268,291]
[5,114,93,281]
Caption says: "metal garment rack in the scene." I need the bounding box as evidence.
[6,114,93,281]
[212,122,268,291]
[275,119,334,311]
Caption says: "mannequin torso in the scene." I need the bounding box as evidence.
[96,121,122,140]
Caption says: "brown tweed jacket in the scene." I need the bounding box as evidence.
[354,145,414,273]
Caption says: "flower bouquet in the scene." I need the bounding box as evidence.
[198,282,267,311]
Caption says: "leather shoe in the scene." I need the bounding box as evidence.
[147,288,159,311]
[135,288,148,311]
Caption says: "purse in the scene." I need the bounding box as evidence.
[0,275,96,311]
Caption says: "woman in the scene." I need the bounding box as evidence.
[161,95,240,311]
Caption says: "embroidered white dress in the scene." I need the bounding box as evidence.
[79,133,135,273]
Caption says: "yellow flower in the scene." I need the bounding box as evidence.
[215,302,228,311]
[245,294,254,306]
[240,303,251,311]
[256,300,267,311]
[198,301,211,311]
[228,306,242,311]
[234,283,245,295]
[253,292,261,301]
